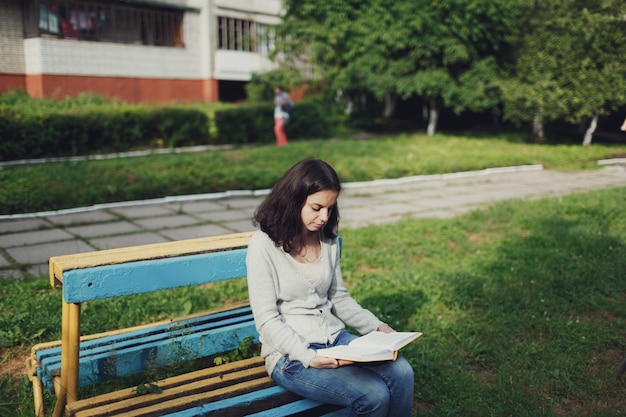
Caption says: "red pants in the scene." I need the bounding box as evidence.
[274,118,288,147]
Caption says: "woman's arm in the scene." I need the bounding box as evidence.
[327,240,384,334]
[246,234,318,367]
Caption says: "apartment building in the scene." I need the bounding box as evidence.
[0,0,282,103]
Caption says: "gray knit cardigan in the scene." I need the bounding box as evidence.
[246,230,384,374]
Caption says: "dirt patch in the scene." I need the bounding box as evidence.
[0,346,29,380]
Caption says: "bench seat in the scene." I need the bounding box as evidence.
[66,357,347,417]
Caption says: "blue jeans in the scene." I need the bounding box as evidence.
[270,331,414,417]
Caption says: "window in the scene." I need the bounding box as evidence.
[22,0,184,47]
[218,16,275,55]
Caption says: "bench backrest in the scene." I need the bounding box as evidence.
[50,232,254,302]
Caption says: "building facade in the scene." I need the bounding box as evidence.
[0,0,282,103]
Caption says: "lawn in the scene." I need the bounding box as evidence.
[2,131,626,215]
[1,186,625,416]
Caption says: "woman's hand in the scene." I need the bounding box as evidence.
[309,356,354,369]
[377,324,395,333]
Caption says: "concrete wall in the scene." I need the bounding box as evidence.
[0,0,26,92]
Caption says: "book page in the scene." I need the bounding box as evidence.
[316,331,422,362]
[316,345,394,362]
[350,331,422,351]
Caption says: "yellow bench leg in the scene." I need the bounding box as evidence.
[31,374,45,417]
[52,300,81,417]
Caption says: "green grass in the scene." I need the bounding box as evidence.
[2,186,625,416]
[2,131,626,214]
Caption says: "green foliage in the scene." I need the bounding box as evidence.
[1,132,625,214]
[0,278,61,346]
[0,374,33,417]
[277,0,625,138]
[245,71,299,103]
[213,336,259,365]
[0,94,212,160]
[213,101,330,144]
[214,103,273,144]
[134,381,162,396]
[0,90,118,110]
[499,0,626,131]
[279,0,529,133]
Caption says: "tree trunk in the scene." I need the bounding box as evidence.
[383,92,397,118]
[427,105,438,137]
[426,100,439,136]
[582,115,599,146]
[532,106,545,142]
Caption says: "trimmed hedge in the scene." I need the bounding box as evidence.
[0,105,210,161]
[214,101,331,144]
[0,93,332,161]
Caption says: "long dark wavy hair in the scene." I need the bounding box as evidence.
[253,158,341,254]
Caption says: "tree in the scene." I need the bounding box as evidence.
[392,0,525,135]
[499,0,626,144]
[278,0,526,135]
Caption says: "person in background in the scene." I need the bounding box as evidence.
[273,86,290,146]
[246,157,415,416]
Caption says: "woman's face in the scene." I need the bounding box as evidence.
[300,189,338,233]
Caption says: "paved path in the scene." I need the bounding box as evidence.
[1,164,625,279]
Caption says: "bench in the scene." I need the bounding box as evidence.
[26,231,349,417]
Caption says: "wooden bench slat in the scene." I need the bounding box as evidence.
[162,385,300,417]
[29,302,251,358]
[38,318,257,389]
[70,360,275,417]
[30,305,252,391]
[36,306,252,363]
[68,357,264,412]
[33,307,253,362]
[49,232,254,282]
[245,398,348,417]
[61,249,248,303]
[36,307,253,365]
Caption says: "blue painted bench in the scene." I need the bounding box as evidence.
[26,231,348,417]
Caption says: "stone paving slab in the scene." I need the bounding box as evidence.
[0,218,49,233]
[0,269,24,280]
[6,239,95,265]
[27,264,49,277]
[109,204,176,218]
[0,228,76,248]
[88,232,170,250]
[132,215,201,230]
[174,200,230,213]
[45,210,119,226]
[158,224,234,240]
[221,219,258,233]
[65,221,142,238]
[191,209,253,223]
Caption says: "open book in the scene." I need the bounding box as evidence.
[316,331,422,362]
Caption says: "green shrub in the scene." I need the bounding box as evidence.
[0,104,211,160]
[284,101,332,139]
[214,104,268,144]
[214,101,331,144]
